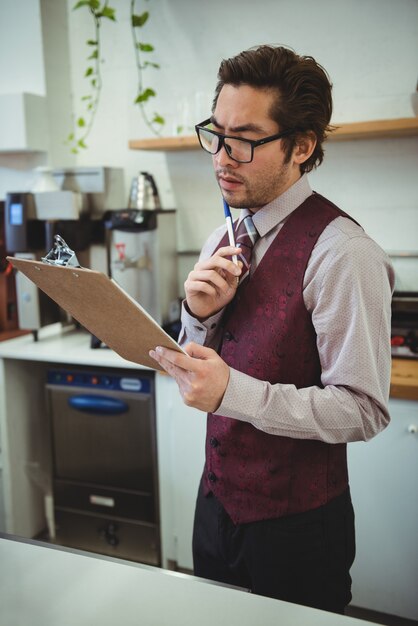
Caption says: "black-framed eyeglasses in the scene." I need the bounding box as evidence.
[195,118,295,163]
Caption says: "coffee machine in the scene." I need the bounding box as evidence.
[4,167,124,337]
[4,190,87,336]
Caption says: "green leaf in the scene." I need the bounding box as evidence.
[85,67,93,77]
[152,113,165,125]
[77,117,86,127]
[137,42,154,52]
[87,39,98,45]
[132,11,149,27]
[144,61,160,69]
[78,139,87,149]
[73,0,99,10]
[135,87,156,103]
[91,78,97,87]
[98,6,116,21]
[88,49,98,60]
[67,132,75,141]
[87,102,94,110]
[81,95,92,100]
[71,147,79,154]
[73,0,91,10]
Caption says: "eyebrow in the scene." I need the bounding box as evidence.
[210,115,267,135]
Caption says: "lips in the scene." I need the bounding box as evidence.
[217,173,244,192]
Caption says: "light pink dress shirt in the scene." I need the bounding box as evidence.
[179,174,395,444]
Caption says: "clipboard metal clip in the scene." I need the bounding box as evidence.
[41,235,81,267]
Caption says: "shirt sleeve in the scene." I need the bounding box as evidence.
[216,233,395,444]
[178,302,224,350]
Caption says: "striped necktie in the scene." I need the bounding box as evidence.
[235,215,259,285]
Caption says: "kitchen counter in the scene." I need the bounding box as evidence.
[0,323,141,369]
[0,534,379,626]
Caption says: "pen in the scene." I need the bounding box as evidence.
[223,199,239,267]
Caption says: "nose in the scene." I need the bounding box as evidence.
[213,142,239,168]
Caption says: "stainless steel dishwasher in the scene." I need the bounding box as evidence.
[46,366,160,565]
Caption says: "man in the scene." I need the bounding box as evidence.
[150,45,394,614]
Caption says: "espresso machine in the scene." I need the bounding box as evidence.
[4,167,124,337]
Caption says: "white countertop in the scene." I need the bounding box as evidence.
[0,534,379,626]
[0,323,143,370]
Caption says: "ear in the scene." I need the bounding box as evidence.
[292,131,317,166]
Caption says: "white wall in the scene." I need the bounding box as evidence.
[0,0,49,195]
[0,0,45,95]
[1,0,417,262]
[63,0,418,258]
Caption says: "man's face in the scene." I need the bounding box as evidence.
[212,84,301,212]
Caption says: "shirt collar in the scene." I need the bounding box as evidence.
[239,174,312,238]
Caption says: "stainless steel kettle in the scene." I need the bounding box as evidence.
[128,171,161,210]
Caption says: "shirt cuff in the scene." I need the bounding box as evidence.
[178,301,224,346]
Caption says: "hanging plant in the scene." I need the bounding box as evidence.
[65,0,164,153]
[130,0,165,135]
[65,0,116,154]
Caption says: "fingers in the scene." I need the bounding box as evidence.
[186,251,242,296]
[150,343,213,370]
[185,270,235,298]
[195,246,242,277]
[149,343,229,412]
[149,346,194,373]
[184,342,214,359]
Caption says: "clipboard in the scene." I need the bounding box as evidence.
[7,256,185,370]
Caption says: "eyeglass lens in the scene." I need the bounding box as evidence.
[198,128,252,163]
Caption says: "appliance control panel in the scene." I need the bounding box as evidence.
[47,368,152,394]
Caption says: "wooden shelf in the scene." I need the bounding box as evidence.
[129,135,199,151]
[129,117,418,151]
[331,117,418,141]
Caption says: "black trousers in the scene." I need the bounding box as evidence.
[192,482,355,615]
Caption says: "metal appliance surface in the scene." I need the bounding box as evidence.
[46,366,160,565]
[128,172,161,211]
[105,208,178,325]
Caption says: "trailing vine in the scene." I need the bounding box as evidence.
[66,0,164,154]
[65,0,116,154]
[130,0,165,135]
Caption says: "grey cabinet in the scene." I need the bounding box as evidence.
[348,398,418,620]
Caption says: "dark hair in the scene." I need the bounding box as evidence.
[214,45,334,172]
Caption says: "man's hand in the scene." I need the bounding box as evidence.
[149,342,230,413]
[185,245,242,320]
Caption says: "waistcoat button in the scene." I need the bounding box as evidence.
[207,471,217,483]
[224,331,233,341]
[209,437,219,448]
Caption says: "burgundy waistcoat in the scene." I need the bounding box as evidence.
[203,193,351,524]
